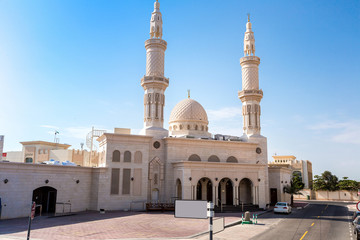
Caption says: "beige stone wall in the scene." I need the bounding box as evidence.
[96,133,152,211]
[268,166,292,203]
[293,189,312,200]
[2,151,23,162]
[315,190,359,201]
[165,137,269,208]
[0,162,97,219]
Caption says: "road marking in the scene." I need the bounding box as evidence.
[325,205,328,210]
[299,231,308,240]
[311,222,314,227]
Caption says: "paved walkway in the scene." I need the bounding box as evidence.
[0,210,251,240]
[0,202,312,240]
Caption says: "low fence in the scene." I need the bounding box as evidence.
[316,190,359,201]
[294,189,359,201]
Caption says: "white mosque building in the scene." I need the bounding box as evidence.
[0,1,291,219]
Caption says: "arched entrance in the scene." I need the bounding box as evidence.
[151,188,159,202]
[196,178,213,201]
[176,179,182,200]
[239,178,253,204]
[32,186,57,215]
[218,178,233,205]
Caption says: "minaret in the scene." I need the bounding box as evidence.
[140,0,169,137]
[238,16,263,136]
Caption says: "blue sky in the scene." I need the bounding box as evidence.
[0,0,359,180]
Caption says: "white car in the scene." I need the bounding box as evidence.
[274,202,292,214]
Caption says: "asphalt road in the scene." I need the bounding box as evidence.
[251,201,354,240]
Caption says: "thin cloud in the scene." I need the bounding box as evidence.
[308,121,348,130]
[309,120,360,145]
[207,107,242,121]
[41,125,59,129]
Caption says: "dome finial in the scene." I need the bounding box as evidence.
[187,89,190,98]
[247,13,250,22]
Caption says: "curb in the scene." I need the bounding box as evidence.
[185,209,272,239]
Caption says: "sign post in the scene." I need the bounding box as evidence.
[356,201,360,212]
[207,202,214,240]
[175,200,215,240]
[27,201,36,240]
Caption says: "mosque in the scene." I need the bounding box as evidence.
[0,1,292,219]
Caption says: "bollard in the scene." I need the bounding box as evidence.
[256,214,258,224]
[242,214,244,225]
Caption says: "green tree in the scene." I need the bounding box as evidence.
[337,177,359,191]
[312,171,339,191]
[283,174,305,206]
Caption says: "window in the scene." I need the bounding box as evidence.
[124,151,131,162]
[208,155,220,162]
[25,158,33,163]
[110,168,120,194]
[122,169,131,194]
[112,150,120,162]
[134,151,142,164]
[188,154,201,161]
[226,156,238,163]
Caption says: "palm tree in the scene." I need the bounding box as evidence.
[283,175,304,206]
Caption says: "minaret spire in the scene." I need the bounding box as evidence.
[244,15,255,56]
[140,1,169,137]
[150,0,163,39]
[238,17,263,136]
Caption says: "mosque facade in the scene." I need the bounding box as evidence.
[97,1,269,210]
[0,1,287,219]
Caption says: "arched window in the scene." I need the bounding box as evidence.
[226,156,238,163]
[208,155,220,162]
[201,125,204,131]
[179,124,183,130]
[112,150,120,162]
[134,151,142,164]
[187,125,191,130]
[169,126,172,131]
[188,154,201,162]
[174,125,177,130]
[124,151,131,162]
[195,125,198,130]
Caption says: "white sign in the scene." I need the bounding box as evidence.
[0,135,4,161]
[175,200,208,219]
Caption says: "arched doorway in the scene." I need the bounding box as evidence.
[176,179,182,200]
[218,178,233,205]
[196,178,213,201]
[32,186,57,215]
[151,188,159,202]
[239,178,253,204]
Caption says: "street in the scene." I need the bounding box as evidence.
[252,201,354,240]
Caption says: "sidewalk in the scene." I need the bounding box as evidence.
[0,203,311,240]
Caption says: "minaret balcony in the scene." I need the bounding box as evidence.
[145,38,167,50]
[240,56,260,64]
[238,89,263,102]
[141,75,169,88]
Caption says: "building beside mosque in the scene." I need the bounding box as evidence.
[0,1,292,219]
[269,155,313,189]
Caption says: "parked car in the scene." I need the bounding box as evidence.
[274,202,292,214]
[353,216,360,240]
[353,211,360,222]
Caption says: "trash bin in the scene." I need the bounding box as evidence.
[307,195,310,200]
